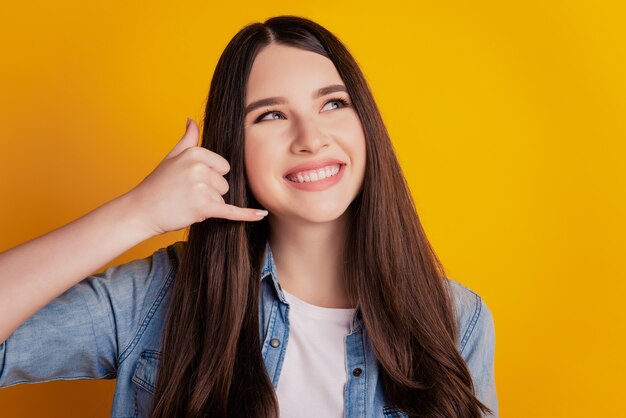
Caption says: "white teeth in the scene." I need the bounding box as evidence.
[287,164,342,183]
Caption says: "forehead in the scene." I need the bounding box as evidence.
[245,44,343,101]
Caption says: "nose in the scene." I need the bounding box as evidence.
[289,115,330,154]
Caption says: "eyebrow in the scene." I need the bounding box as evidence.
[244,84,348,116]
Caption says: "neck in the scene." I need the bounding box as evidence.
[268,212,353,308]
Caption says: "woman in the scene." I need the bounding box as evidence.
[0,15,497,418]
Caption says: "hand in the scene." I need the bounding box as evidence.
[127,118,268,236]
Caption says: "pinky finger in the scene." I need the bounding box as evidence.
[212,203,269,222]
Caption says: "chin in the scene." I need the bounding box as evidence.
[295,203,351,224]
[264,205,348,225]
[300,213,344,224]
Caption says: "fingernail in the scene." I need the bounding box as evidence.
[255,210,269,216]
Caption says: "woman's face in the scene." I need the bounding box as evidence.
[243,44,366,225]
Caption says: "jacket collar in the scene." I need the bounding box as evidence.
[260,240,363,333]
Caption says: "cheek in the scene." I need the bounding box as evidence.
[244,137,276,202]
[245,128,286,173]
[244,133,266,171]
[336,117,366,157]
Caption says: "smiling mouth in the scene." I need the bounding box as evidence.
[285,164,345,183]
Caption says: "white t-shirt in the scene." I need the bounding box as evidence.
[276,288,357,418]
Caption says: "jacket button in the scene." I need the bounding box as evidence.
[352,367,363,377]
[270,338,281,348]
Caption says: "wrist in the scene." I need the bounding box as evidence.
[107,191,159,242]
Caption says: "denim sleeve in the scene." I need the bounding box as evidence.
[0,243,179,388]
[446,279,498,417]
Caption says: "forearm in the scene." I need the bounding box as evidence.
[0,192,154,343]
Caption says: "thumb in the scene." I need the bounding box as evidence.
[164,118,199,160]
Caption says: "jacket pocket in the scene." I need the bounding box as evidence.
[132,350,161,417]
[383,405,408,417]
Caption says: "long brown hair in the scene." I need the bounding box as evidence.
[150,15,492,418]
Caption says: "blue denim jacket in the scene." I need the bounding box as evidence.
[0,241,498,417]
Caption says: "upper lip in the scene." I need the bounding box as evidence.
[284,158,346,177]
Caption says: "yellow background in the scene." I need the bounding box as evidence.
[1,1,624,417]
